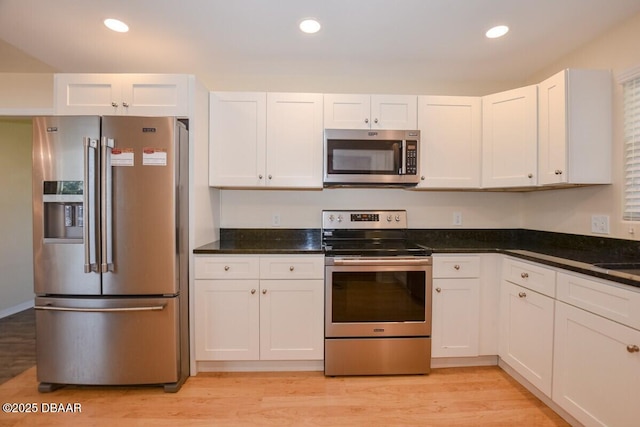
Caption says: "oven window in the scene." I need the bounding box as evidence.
[331,271,426,322]
[327,140,401,174]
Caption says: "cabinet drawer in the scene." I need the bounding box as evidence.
[433,255,480,278]
[557,272,640,330]
[502,257,556,297]
[194,256,260,279]
[259,256,324,279]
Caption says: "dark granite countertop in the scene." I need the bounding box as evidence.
[193,229,323,255]
[194,228,640,289]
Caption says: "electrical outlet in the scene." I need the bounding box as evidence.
[272,213,281,227]
[591,215,610,234]
[453,212,463,226]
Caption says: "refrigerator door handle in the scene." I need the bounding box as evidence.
[83,137,99,273]
[35,304,166,313]
[101,137,114,273]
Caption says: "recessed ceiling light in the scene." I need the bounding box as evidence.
[486,25,509,39]
[299,18,321,34]
[104,18,129,33]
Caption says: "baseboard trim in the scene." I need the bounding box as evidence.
[431,355,498,368]
[196,360,324,373]
[0,300,34,319]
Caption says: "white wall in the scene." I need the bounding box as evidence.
[0,73,53,109]
[0,118,34,316]
[220,189,523,229]
[522,12,640,240]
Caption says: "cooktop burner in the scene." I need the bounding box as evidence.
[322,210,431,257]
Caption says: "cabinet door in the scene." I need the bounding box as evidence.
[54,74,122,115]
[432,278,480,357]
[553,301,640,427]
[482,85,538,188]
[195,280,260,360]
[371,95,417,129]
[538,69,612,185]
[538,70,568,185]
[323,94,371,129]
[266,93,323,188]
[499,281,554,397]
[417,96,481,188]
[121,74,190,117]
[209,92,267,187]
[259,279,324,360]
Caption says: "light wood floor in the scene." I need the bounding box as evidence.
[0,366,569,426]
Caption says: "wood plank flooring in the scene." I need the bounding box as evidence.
[0,309,35,385]
[0,366,570,426]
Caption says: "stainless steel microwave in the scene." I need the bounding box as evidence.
[323,129,420,186]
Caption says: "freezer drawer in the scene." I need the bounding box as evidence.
[35,296,181,389]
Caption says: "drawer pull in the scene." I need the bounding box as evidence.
[251,289,256,295]
[454,264,460,270]
[518,292,527,298]
[520,272,529,279]
[435,287,442,293]
[262,289,267,295]
[627,345,640,353]
[224,265,230,271]
[289,266,295,271]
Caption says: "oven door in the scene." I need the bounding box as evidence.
[325,257,432,338]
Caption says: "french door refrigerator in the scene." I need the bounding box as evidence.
[32,116,189,392]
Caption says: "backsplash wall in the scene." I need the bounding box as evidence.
[220,188,523,229]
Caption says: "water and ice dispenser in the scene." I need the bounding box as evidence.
[42,181,84,242]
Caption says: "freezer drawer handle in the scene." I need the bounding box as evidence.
[35,304,166,313]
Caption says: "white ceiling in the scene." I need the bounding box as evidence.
[1,0,640,90]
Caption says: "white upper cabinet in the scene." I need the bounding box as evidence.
[266,93,324,188]
[54,74,190,116]
[209,92,266,187]
[538,69,612,186]
[417,96,481,188]
[482,85,538,188]
[324,94,417,129]
[209,92,323,189]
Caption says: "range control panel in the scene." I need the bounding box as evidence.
[322,210,408,229]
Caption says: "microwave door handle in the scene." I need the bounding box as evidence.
[400,140,407,175]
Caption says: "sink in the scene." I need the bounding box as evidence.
[592,262,640,275]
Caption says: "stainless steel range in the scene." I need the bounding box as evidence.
[322,210,432,376]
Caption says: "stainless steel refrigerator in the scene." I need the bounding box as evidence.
[32,116,189,392]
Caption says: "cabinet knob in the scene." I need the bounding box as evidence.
[251,289,256,294]
[289,266,295,271]
[435,288,441,293]
[627,344,640,353]
[374,118,379,124]
[111,102,119,108]
[454,264,460,270]
[364,118,369,124]
[262,289,267,295]
[122,102,129,108]
[518,292,527,298]
[520,272,529,279]
[268,174,273,180]
[259,174,263,179]
[528,173,533,179]
[555,169,563,175]
[421,176,425,180]
[224,265,230,271]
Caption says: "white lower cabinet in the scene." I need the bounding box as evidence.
[195,255,324,362]
[499,280,555,397]
[553,301,640,427]
[432,255,481,357]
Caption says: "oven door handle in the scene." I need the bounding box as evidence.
[330,258,431,266]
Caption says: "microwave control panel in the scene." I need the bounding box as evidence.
[405,141,417,175]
